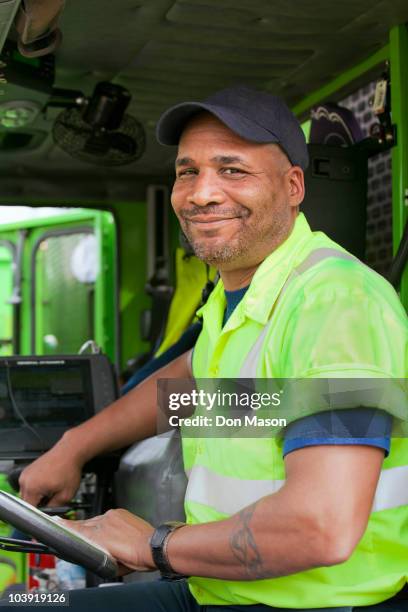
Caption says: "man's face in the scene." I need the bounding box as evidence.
[171,113,304,270]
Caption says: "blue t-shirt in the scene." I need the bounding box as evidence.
[224,285,391,457]
[224,286,249,324]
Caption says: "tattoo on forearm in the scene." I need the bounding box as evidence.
[230,501,267,579]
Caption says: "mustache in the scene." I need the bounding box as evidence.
[180,205,249,219]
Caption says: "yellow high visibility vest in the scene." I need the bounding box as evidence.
[184,213,408,608]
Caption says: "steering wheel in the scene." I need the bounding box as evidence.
[0,491,118,579]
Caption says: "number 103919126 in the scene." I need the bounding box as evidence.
[4,592,69,606]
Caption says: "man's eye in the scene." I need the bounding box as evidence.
[177,169,197,178]
[222,167,246,175]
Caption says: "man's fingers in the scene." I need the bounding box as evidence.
[20,487,44,508]
[44,493,70,508]
[117,562,133,576]
[21,489,64,509]
[19,473,51,507]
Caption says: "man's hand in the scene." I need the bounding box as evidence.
[60,509,156,575]
[19,436,84,507]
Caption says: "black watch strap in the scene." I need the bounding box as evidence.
[150,521,188,580]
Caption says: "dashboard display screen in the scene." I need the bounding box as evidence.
[0,361,94,429]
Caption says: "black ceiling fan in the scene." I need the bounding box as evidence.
[51,81,146,166]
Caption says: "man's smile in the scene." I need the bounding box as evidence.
[186,215,241,226]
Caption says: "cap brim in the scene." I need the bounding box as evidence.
[156,102,279,146]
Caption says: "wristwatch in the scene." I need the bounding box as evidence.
[149,521,188,580]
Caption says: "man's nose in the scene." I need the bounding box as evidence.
[187,171,225,207]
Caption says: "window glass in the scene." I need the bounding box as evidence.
[34,232,98,354]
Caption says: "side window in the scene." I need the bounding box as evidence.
[0,242,15,356]
[33,231,99,355]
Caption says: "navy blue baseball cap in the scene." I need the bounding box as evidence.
[156,85,309,170]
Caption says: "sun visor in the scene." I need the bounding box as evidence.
[14,0,65,58]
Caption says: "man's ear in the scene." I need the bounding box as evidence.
[286,166,305,208]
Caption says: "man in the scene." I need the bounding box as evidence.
[10,87,408,611]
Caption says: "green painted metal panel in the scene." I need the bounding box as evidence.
[0,475,27,594]
[94,211,117,364]
[0,210,103,233]
[0,246,13,356]
[390,24,408,311]
[301,119,311,142]
[114,203,150,371]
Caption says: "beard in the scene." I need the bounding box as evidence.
[179,204,250,265]
[184,225,252,265]
[180,201,289,267]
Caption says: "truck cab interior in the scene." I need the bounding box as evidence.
[0,0,407,602]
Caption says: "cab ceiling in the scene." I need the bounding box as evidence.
[1,0,408,203]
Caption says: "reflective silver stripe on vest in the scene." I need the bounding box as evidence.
[239,248,357,378]
[185,464,408,516]
[186,464,284,515]
[372,465,408,512]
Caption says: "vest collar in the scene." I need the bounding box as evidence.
[196,213,313,329]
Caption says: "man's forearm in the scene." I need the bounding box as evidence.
[60,351,191,465]
[158,444,381,581]
[164,487,338,580]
